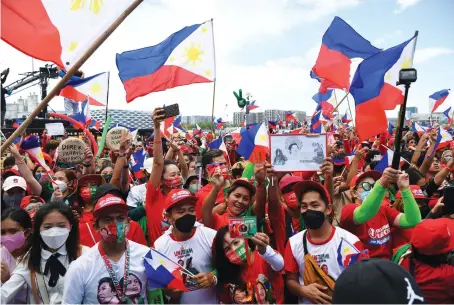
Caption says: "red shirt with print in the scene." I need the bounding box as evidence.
[78,210,147,247]
[145,183,169,246]
[340,203,400,259]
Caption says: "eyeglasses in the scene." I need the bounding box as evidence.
[360,182,375,191]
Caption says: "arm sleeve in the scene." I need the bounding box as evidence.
[284,242,299,273]
[128,205,146,221]
[0,264,28,304]
[259,245,284,272]
[353,180,387,224]
[397,188,422,228]
[62,261,84,304]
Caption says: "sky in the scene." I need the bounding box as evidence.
[1,0,454,122]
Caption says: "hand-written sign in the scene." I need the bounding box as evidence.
[57,138,86,164]
[106,127,130,150]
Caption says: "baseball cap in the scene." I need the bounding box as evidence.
[93,194,128,217]
[93,184,123,203]
[293,180,331,205]
[3,176,27,192]
[141,158,153,174]
[165,189,198,212]
[78,174,106,188]
[410,219,453,255]
[2,168,21,180]
[183,175,208,189]
[230,179,256,196]
[279,175,303,192]
[350,170,382,189]
[333,259,425,304]
[396,185,426,199]
[20,195,45,209]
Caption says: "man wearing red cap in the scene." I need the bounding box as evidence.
[63,194,149,304]
[284,180,365,304]
[154,189,218,304]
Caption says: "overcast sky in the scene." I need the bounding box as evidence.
[1,0,453,122]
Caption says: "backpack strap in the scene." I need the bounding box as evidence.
[30,270,40,304]
[303,231,308,255]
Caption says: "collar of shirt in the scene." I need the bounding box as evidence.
[41,246,67,261]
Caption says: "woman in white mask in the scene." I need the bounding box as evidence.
[1,201,88,304]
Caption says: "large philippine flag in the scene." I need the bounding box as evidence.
[116,20,215,103]
[1,0,136,70]
[60,72,108,106]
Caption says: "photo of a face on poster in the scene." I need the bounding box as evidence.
[270,134,327,172]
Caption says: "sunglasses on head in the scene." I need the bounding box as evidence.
[360,182,375,191]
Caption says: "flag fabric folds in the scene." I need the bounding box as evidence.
[247,101,259,111]
[433,126,453,152]
[236,123,269,162]
[70,99,91,127]
[144,248,189,292]
[312,16,380,92]
[130,148,147,179]
[310,110,328,133]
[1,0,136,70]
[374,148,406,173]
[350,34,417,140]
[342,112,352,124]
[214,118,226,130]
[20,135,51,172]
[116,21,215,103]
[429,89,450,113]
[312,89,335,114]
[208,138,227,153]
[60,72,108,106]
[268,121,278,130]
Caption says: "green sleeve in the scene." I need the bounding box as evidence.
[128,205,146,221]
[398,188,422,228]
[353,180,387,224]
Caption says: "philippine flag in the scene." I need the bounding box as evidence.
[433,126,453,152]
[247,101,259,112]
[236,123,269,162]
[342,112,352,124]
[20,136,51,172]
[374,148,406,173]
[208,138,227,153]
[429,89,450,113]
[70,99,91,127]
[1,0,136,70]
[336,238,365,268]
[312,89,336,114]
[350,34,418,140]
[130,148,147,179]
[310,109,328,133]
[60,72,108,106]
[214,118,226,130]
[312,16,380,92]
[116,21,215,103]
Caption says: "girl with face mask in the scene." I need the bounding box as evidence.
[213,226,283,304]
[1,201,88,304]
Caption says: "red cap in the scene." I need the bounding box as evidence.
[94,194,128,217]
[395,185,426,199]
[20,195,45,209]
[230,179,256,196]
[293,180,331,205]
[78,174,106,188]
[411,219,453,255]
[165,189,198,212]
[279,175,303,192]
[350,170,382,189]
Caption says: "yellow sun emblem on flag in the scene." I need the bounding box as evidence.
[90,82,102,95]
[68,42,78,52]
[70,0,104,14]
[400,56,413,69]
[183,43,204,66]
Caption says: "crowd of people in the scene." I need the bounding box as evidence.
[1,106,453,304]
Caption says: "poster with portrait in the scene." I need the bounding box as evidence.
[270,134,327,172]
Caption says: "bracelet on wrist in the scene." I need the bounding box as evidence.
[154,140,162,145]
[82,162,91,167]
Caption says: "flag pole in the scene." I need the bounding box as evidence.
[346,94,355,127]
[333,90,341,128]
[105,71,111,122]
[0,0,144,151]
[210,18,217,133]
[330,91,349,114]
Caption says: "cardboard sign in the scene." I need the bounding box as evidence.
[106,127,130,150]
[57,138,85,164]
[45,123,65,136]
[229,216,257,239]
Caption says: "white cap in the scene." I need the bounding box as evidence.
[3,176,27,192]
[141,158,154,174]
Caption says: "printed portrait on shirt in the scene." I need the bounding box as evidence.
[226,274,276,304]
[175,248,201,291]
[321,264,329,275]
[97,273,145,304]
[98,277,120,304]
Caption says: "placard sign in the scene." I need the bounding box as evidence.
[106,127,130,150]
[270,134,327,172]
[57,138,85,164]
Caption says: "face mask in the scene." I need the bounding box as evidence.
[0,231,26,253]
[79,186,97,203]
[102,174,112,183]
[40,227,70,249]
[226,242,249,265]
[3,194,25,208]
[174,213,196,233]
[100,221,129,244]
[188,184,198,195]
[35,173,43,181]
[360,190,371,202]
[283,192,299,210]
[301,209,326,230]
[163,176,183,189]
[52,180,68,193]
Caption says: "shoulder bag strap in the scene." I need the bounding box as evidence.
[30,270,40,304]
[302,231,308,255]
[30,269,50,304]
[86,223,97,245]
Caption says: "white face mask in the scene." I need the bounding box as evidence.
[40,227,70,250]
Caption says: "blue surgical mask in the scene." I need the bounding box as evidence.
[35,173,43,181]
[360,190,370,202]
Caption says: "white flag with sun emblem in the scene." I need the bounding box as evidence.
[60,72,108,106]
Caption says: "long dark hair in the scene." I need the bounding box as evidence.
[213,226,256,285]
[26,201,80,273]
[1,207,33,255]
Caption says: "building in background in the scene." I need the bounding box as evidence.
[235,109,307,126]
[4,93,39,119]
[410,112,445,126]
[181,115,213,125]
[406,106,418,116]
[90,109,154,129]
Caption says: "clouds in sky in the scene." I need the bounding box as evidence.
[394,0,422,14]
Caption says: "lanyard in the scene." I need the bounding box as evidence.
[98,240,130,302]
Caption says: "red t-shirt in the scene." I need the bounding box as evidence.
[195,184,225,222]
[145,183,169,246]
[391,226,413,250]
[339,203,400,259]
[78,211,147,247]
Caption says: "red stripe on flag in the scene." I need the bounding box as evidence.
[60,86,104,106]
[380,83,404,110]
[312,44,352,91]
[355,96,388,141]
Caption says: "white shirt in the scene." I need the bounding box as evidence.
[154,225,218,304]
[126,184,147,208]
[286,227,361,304]
[62,240,149,304]
[1,246,89,304]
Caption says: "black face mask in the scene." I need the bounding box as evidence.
[175,213,196,233]
[102,174,112,183]
[302,209,326,230]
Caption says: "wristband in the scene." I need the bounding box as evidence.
[124,164,130,169]
[82,162,91,167]
[118,152,126,157]
[154,140,162,145]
